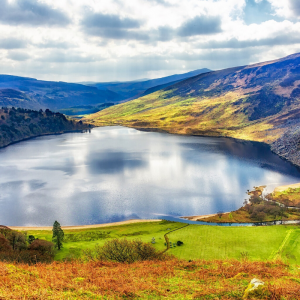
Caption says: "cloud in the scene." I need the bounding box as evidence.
[7,51,30,61]
[146,0,172,6]
[0,38,27,49]
[35,40,74,49]
[37,51,103,63]
[81,11,148,40]
[199,34,300,49]
[177,15,222,37]
[0,0,70,27]
[289,0,300,16]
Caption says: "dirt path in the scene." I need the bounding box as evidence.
[274,182,300,193]
[9,219,161,231]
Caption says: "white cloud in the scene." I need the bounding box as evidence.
[0,0,299,81]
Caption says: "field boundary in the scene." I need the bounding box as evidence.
[268,229,294,260]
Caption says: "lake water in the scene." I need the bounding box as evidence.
[1,126,300,226]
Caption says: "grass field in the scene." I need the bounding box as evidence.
[25,221,300,265]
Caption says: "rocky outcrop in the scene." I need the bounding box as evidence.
[271,126,300,167]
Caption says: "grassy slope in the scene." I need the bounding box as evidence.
[272,187,300,206]
[26,221,300,265]
[86,53,300,144]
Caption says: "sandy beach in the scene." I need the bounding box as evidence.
[181,213,224,221]
[9,219,161,231]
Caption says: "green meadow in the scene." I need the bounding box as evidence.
[26,221,300,264]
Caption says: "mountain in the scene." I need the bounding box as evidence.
[0,75,121,111]
[88,68,211,101]
[86,53,300,166]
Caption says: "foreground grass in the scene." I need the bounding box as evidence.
[0,259,299,299]
[25,221,300,265]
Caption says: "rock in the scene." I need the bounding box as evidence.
[243,278,267,299]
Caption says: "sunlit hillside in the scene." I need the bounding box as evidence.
[86,53,300,145]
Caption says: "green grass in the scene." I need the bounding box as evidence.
[26,221,300,264]
[167,225,300,264]
[27,221,183,260]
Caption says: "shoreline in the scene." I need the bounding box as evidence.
[0,129,92,150]
[180,213,230,221]
[9,219,161,231]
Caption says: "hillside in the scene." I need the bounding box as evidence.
[1,221,300,299]
[88,68,211,101]
[86,53,300,166]
[0,107,91,148]
[0,75,121,111]
[1,259,298,299]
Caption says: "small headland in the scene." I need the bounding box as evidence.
[190,185,300,224]
[0,107,92,148]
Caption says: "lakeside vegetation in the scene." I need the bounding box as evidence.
[0,107,91,148]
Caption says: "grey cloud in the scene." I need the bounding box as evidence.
[81,12,147,40]
[7,51,30,61]
[0,38,27,49]
[0,0,70,27]
[37,51,103,63]
[199,34,300,49]
[177,16,222,37]
[289,0,300,16]
[172,48,262,63]
[157,26,174,41]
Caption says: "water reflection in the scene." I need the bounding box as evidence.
[1,126,300,226]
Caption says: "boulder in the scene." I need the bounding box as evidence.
[243,278,268,299]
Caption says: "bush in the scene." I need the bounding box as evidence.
[0,249,54,264]
[29,239,55,257]
[0,234,12,251]
[83,239,169,263]
[177,241,184,246]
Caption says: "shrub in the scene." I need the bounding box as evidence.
[29,239,55,257]
[0,249,54,264]
[83,238,169,263]
[177,241,183,246]
[0,234,12,251]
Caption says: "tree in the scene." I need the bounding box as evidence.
[217,211,224,219]
[52,221,64,250]
[28,235,36,244]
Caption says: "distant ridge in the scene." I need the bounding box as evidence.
[88,68,211,101]
[0,68,210,111]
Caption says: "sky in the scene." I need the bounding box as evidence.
[0,0,300,82]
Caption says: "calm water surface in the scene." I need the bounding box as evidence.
[1,126,300,226]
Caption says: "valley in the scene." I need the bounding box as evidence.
[86,53,300,167]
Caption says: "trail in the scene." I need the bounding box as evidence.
[163,224,190,253]
[268,229,294,260]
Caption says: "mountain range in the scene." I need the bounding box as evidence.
[0,69,210,112]
[86,52,300,166]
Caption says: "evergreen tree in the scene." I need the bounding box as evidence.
[52,221,64,250]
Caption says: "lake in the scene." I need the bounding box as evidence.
[1,126,300,226]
